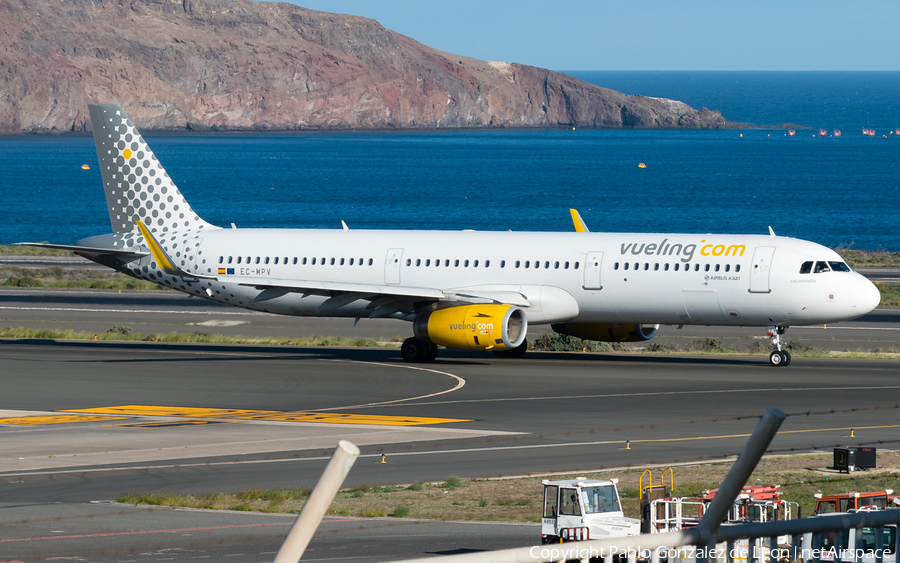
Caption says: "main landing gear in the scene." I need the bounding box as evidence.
[401,337,438,363]
[767,325,791,367]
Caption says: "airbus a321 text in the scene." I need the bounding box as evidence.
[18,104,881,367]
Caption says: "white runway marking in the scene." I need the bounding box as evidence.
[0,306,256,315]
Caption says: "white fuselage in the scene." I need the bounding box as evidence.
[115,227,879,328]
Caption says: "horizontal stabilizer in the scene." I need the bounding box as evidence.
[14,242,149,257]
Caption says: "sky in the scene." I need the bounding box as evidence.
[290,0,900,71]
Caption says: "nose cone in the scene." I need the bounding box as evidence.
[853,277,881,316]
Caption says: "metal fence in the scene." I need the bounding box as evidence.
[275,407,900,563]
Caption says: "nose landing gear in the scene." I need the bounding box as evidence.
[767,325,791,366]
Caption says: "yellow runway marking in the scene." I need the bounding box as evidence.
[65,405,274,418]
[108,420,236,429]
[0,415,132,425]
[64,405,470,426]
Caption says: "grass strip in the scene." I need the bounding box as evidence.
[115,452,900,522]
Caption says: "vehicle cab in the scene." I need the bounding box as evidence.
[541,477,640,544]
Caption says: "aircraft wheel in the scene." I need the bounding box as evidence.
[401,338,431,363]
[492,338,528,358]
[782,349,792,366]
[769,350,787,367]
[425,343,439,362]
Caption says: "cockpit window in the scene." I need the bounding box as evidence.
[799,261,813,274]
[814,261,831,274]
[828,261,851,272]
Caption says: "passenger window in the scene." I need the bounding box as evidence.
[814,261,831,273]
[664,263,669,271]
[303,257,308,265]
[455,260,460,267]
[828,261,851,272]
[705,264,710,272]
[525,261,531,268]
[555,261,560,269]
[654,263,659,271]
[534,261,539,269]
[574,262,579,269]
[474,260,479,267]
[633,262,638,270]
[406,259,411,266]
[545,261,550,269]
[565,261,570,269]
[500,260,505,268]
[340,258,345,265]
[264,257,269,264]
[273,257,279,264]
[464,260,470,267]
[425,259,430,266]
[415,259,421,267]
[444,259,450,267]
[237,256,242,264]
[624,262,629,270]
[293,257,298,265]
[614,262,619,270]
[695,263,700,271]
[368,258,373,266]
[311,257,317,265]
[349,258,354,265]
[725,264,730,272]
[715,264,720,272]
[644,263,650,271]
[256,257,261,264]
[515,261,520,268]
[218,256,224,264]
[284,257,288,264]
[734,264,740,272]
[228,256,233,264]
[485,260,490,267]
[674,263,679,271]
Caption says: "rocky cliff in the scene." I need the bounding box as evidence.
[0,0,738,133]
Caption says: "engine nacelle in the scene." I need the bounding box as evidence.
[551,323,659,342]
[414,304,527,351]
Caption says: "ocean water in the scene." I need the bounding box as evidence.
[1,72,898,249]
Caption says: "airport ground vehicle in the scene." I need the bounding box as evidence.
[541,478,640,544]
[815,491,896,515]
[803,512,899,563]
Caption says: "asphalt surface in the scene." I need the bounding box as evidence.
[2,276,900,562]
[2,287,900,352]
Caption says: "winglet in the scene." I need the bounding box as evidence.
[341,220,349,231]
[768,226,776,237]
[137,221,217,280]
[136,221,177,271]
[570,209,590,233]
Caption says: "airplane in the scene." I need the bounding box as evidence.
[17,104,881,367]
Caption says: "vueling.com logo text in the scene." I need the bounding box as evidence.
[450,323,495,332]
[620,239,745,263]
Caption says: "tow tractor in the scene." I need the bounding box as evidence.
[541,478,640,544]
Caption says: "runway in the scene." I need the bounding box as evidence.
[2,283,900,562]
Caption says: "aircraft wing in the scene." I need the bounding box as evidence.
[232,276,530,318]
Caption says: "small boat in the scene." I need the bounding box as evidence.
[834,130,841,137]
[788,130,795,136]
[819,129,827,136]
[637,163,647,169]
[81,164,90,170]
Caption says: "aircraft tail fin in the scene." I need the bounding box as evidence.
[88,104,216,235]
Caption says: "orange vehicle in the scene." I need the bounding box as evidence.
[814,490,895,514]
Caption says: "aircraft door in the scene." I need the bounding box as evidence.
[583,251,603,290]
[385,248,403,284]
[749,246,776,293]
[183,238,203,274]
